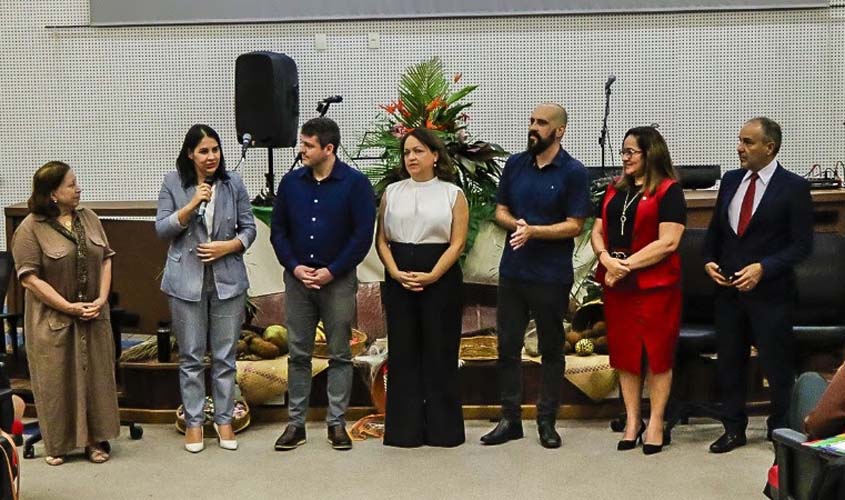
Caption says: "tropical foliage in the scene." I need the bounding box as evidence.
[570,179,610,307]
[357,57,508,254]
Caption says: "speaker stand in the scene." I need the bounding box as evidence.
[264,148,275,203]
[250,148,278,206]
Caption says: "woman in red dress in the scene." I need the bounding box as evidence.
[591,127,686,454]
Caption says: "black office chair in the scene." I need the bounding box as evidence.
[772,372,845,500]
[0,252,23,361]
[664,228,722,433]
[0,355,19,500]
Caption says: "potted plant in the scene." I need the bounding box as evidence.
[356,57,508,257]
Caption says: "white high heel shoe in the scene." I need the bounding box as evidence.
[214,423,238,451]
[184,427,205,453]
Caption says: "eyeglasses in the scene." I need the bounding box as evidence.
[619,148,643,157]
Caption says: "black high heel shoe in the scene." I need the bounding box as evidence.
[643,425,670,455]
[617,420,645,451]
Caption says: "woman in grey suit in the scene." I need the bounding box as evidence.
[156,124,256,453]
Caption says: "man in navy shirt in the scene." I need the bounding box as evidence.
[481,103,591,448]
[270,117,376,451]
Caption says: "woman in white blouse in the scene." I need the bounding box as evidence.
[377,128,469,447]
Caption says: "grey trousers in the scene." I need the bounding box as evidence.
[284,270,356,427]
[170,268,244,427]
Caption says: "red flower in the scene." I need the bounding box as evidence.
[396,99,411,118]
[425,96,446,112]
[379,102,397,114]
[425,118,444,130]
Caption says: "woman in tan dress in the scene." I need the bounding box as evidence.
[10,161,120,465]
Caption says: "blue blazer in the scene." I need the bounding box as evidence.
[155,171,257,302]
[703,163,813,300]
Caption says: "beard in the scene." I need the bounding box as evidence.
[526,131,556,156]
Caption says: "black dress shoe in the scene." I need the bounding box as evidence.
[709,431,747,454]
[274,424,306,451]
[537,421,562,449]
[480,419,524,445]
[328,424,353,450]
[617,420,645,451]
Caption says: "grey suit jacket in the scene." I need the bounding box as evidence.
[155,170,257,302]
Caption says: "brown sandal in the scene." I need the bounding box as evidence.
[85,445,109,464]
[45,455,65,466]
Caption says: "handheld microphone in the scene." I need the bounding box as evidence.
[240,133,252,158]
[320,95,343,104]
[605,74,617,90]
[196,177,214,218]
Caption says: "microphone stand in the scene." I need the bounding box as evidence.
[599,83,612,178]
[316,100,334,117]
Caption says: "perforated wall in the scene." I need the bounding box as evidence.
[1,1,843,247]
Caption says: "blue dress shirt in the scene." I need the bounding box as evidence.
[496,148,591,285]
[270,159,376,279]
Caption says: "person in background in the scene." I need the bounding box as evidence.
[805,364,845,440]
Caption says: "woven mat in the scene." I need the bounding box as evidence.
[522,353,618,403]
[236,355,329,405]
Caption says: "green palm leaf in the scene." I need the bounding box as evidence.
[356,56,508,255]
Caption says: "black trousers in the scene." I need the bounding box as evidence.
[714,290,795,433]
[383,243,465,447]
[497,277,571,423]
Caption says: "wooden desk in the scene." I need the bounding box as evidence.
[684,189,845,235]
[5,201,169,333]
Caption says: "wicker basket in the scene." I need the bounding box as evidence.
[175,397,251,434]
[313,328,368,358]
[237,357,288,405]
[458,335,499,361]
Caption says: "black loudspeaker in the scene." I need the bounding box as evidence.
[676,165,721,190]
[235,51,299,148]
[587,165,721,190]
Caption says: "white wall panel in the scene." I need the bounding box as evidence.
[1,1,842,247]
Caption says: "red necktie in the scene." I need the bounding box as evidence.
[737,172,759,237]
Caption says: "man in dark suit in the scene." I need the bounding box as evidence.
[703,117,813,453]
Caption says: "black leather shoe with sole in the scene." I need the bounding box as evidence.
[328,424,352,450]
[538,421,562,449]
[480,419,524,445]
[709,432,747,454]
[274,425,306,451]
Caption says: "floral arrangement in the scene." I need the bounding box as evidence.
[357,57,508,254]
